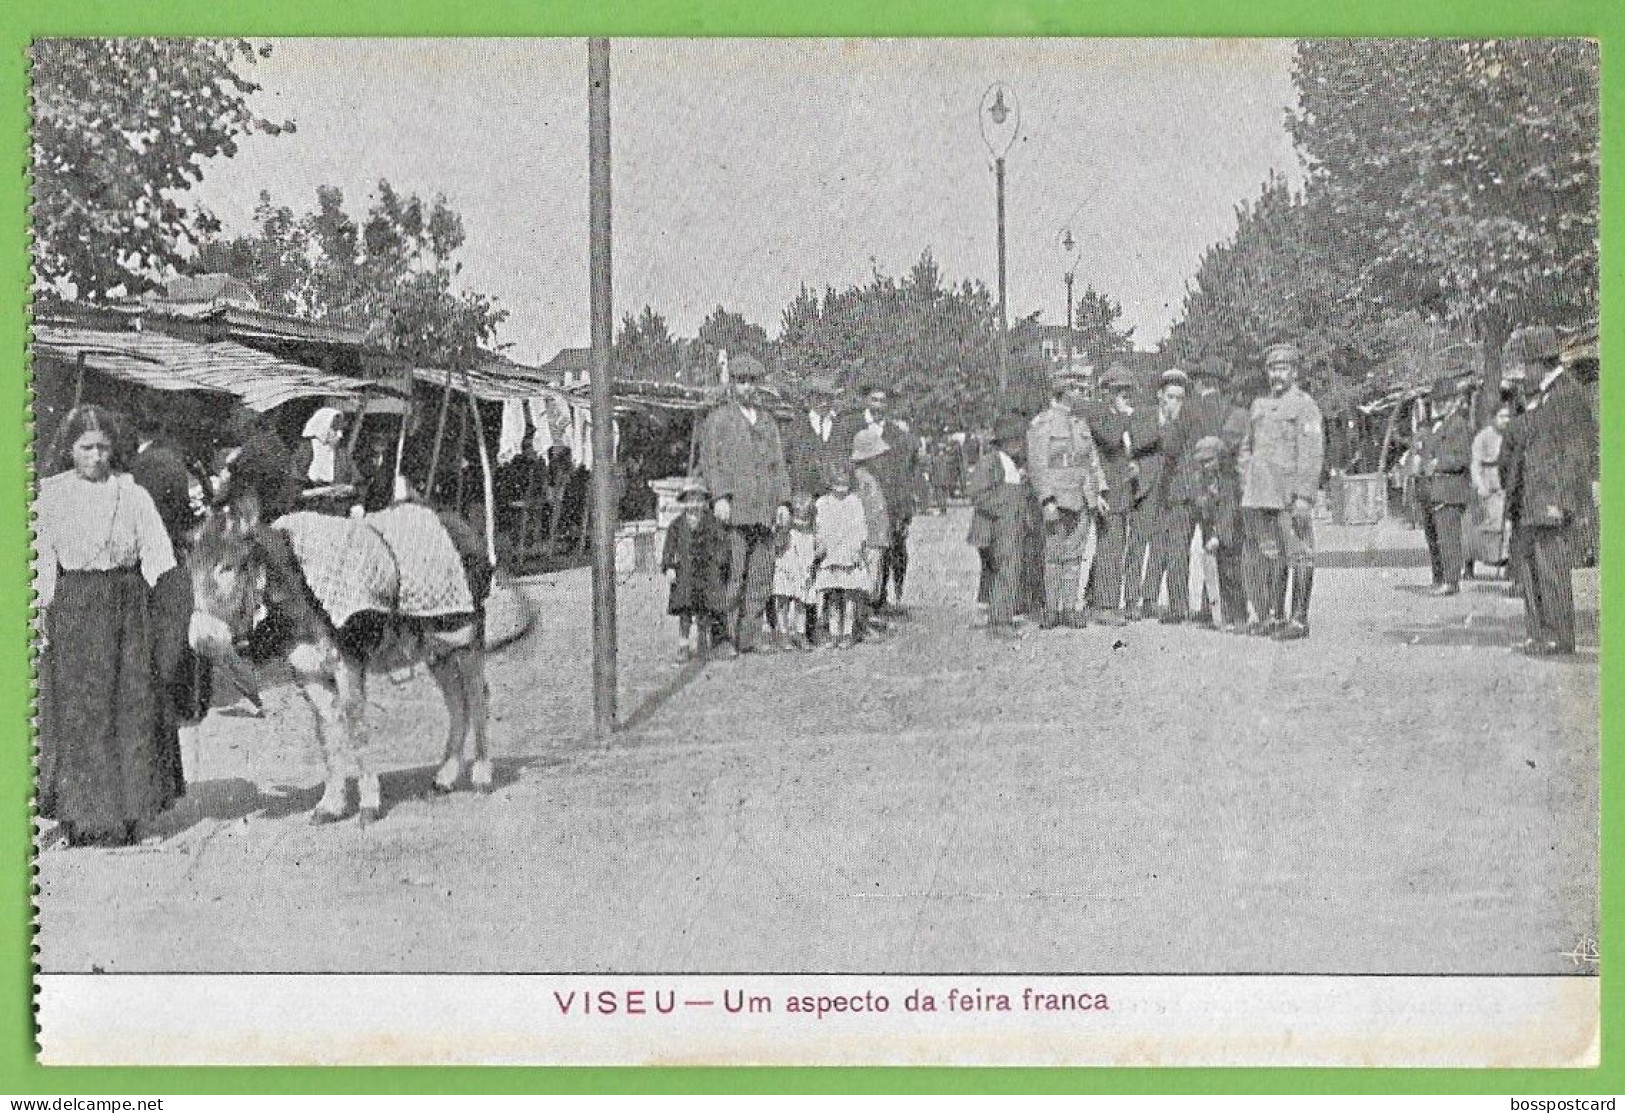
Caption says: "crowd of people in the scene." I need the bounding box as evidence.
[663,327,1599,663]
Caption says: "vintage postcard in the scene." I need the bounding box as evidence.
[27,37,1600,1066]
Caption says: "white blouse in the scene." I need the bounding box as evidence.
[33,471,176,610]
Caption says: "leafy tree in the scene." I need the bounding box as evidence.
[31,38,291,301]
[199,181,506,370]
[1072,285,1136,367]
[696,306,769,361]
[614,306,682,381]
[1288,38,1600,405]
[773,250,1006,434]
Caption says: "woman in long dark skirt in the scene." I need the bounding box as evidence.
[35,405,182,847]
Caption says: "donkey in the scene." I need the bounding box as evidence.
[188,504,494,825]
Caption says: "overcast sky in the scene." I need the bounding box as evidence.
[191,38,1303,366]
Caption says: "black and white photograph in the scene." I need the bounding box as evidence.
[28,38,1600,1066]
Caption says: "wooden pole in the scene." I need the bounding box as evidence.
[588,37,618,734]
[459,380,499,567]
[426,365,457,497]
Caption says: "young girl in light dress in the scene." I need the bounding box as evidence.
[812,462,871,649]
[771,492,817,650]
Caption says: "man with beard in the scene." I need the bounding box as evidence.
[1238,343,1324,641]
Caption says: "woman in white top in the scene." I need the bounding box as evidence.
[35,405,181,846]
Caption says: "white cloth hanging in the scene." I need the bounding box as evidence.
[497,400,527,464]
[573,406,592,471]
[527,399,555,454]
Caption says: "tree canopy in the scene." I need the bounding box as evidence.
[196,182,507,370]
[31,38,291,301]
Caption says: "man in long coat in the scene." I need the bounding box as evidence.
[1502,326,1597,655]
[1239,343,1324,640]
[696,353,791,654]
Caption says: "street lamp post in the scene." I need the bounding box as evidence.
[1060,227,1078,373]
[979,82,1020,397]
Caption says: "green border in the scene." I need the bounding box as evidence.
[3,0,1618,1095]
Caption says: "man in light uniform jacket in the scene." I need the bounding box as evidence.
[1239,343,1324,641]
[1027,363,1109,629]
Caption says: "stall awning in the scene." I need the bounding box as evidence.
[33,325,376,412]
[411,360,569,404]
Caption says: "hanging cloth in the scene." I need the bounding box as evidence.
[497,400,527,464]
[527,398,555,454]
[301,406,343,483]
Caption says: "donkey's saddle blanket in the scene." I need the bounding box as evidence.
[275,505,476,629]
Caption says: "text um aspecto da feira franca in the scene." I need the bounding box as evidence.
[551,987,1110,1021]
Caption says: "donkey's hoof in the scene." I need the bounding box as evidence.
[358,806,381,827]
[470,760,494,794]
[431,760,463,794]
[309,807,349,827]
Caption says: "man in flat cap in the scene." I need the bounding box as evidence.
[1082,363,1141,626]
[1238,342,1324,640]
[968,412,1037,640]
[852,380,919,614]
[696,352,791,654]
[1182,356,1232,625]
[1140,368,1197,624]
[1027,362,1109,628]
[1500,324,1597,656]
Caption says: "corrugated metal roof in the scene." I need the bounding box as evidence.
[32,325,375,412]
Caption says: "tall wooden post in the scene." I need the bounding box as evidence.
[587,38,618,735]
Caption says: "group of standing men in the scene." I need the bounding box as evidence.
[970,342,1325,642]
[693,353,918,654]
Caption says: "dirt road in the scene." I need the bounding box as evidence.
[35,509,1599,974]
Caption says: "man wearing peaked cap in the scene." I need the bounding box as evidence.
[1028,362,1108,628]
[967,413,1037,640]
[1238,341,1324,640]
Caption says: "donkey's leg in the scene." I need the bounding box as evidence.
[457,645,493,793]
[335,656,381,824]
[294,669,350,822]
[426,652,469,793]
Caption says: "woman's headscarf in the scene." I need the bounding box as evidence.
[301,407,344,483]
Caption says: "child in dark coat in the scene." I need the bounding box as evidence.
[662,481,730,660]
[1189,435,1249,632]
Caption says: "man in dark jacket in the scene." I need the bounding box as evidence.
[696,353,791,654]
[1121,386,1166,621]
[221,407,298,526]
[1502,326,1598,655]
[1183,357,1232,625]
[1139,369,1196,623]
[967,412,1036,640]
[1424,383,1474,596]
[852,381,918,611]
[1083,363,1140,626]
[781,373,857,501]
